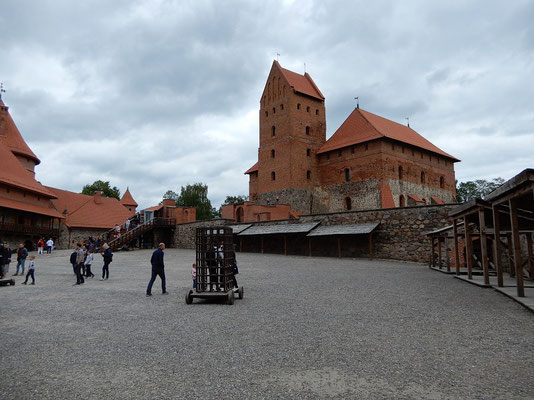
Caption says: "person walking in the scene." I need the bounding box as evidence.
[0,242,12,279]
[85,249,95,278]
[46,238,54,254]
[37,238,45,255]
[14,243,28,276]
[74,243,85,285]
[101,243,112,280]
[146,243,167,296]
[22,255,36,285]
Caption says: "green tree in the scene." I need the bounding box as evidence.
[172,183,218,220]
[456,177,505,203]
[223,195,248,205]
[81,180,121,199]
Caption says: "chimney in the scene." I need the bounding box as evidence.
[94,191,102,204]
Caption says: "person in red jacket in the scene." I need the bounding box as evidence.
[37,238,45,255]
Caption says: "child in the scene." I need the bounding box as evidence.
[85,249,95,278]
[192,263,197,290]
[22,255,36,285]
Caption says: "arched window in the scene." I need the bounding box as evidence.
[236,207,244,223]
[271,171,276,181]
[306,170,311,180]
[344,197,352,211]
[399,195,406,207]
[420,171,425,184]
[271,149,275,158]
[306,106,310,112]
[440,176,445,189]
[315,109,319,115]
[398,166,404,180]
[306,148,311,157]
[273,107,276,114]
[344,168,350,182]
[265,111,268,117]
[271,126,276,137]
[297,103,301,110]
[305,126,310,136]
[280,104,284,110]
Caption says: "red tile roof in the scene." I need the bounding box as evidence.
[317,108,459,161]
[408,194,424,203]
[0,100,40,164]
[431,196,444,204]
[245,162,259,174]
[0,196,63,218]
[120,187,138,207]
[381,183,395,208]
[275,61,324,100]
[144,205,163,211]
[47,187,134,229]
[0,140,56,198]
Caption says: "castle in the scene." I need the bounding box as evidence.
[224,61,458,222]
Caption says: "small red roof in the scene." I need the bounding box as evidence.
[47,187,134,229]
[0,100,40,165]
[0,196,63,219]
[431,196,444,204]
[408,194,424,203]
[144,205,163,211]
[381,183,395,208]
[120,187,138,207]
[317,108,459,161]
[0,140,55,198]
[245,162,259,174]
[276,61,324,100]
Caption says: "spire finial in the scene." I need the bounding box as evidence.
[0,83,5,101]
[354,97,359,109]
[304,62,306,73]
[405,117,410,127]
[276,53,280,61]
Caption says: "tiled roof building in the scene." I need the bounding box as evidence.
[239,61,459,219]
[120,187,138,213]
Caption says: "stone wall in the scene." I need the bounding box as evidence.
[172,219,231,249]
[57,226,108,250]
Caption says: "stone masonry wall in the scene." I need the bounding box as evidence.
[172,219,230,249]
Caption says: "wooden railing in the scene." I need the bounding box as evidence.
[0,222,60,236]
[107,218,175,250]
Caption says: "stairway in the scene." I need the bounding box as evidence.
[106,218,175,251]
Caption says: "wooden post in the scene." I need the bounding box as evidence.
[453,219,461,276]
[509,198,524,297]
[240,236,243,252]
[478,209,490,285]
[445,236,451,272]
[492,205,504,287]
[284,235,287,256]
[464,216,473,280]
[308,238,312,257]
[438,236,442,269]
[368,233,373,258]
[261,236,264,254]
[527,233,534,280]
[507,232,515,277]
[337,237,342,258]
[430,237,435,268]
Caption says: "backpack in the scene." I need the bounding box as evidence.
[70,252,77,264]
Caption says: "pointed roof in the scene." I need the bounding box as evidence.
[0,140,55,197]
[47,187,135,229]
[120,187,138,207]
[270,61,324,101]
[245,162,259,174]
[0,100,40,165]
[318,108,459,161]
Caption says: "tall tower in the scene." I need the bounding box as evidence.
[250,61,326,212]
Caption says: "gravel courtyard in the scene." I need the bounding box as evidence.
[1,249,533,399]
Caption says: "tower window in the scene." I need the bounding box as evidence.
[305,126,310,136]
[273,107,276,114]
[272,126,276,137]
[365,143,369,151]
[306,106,310,112]
[315,109,319,115]
[398,166,403,180]
[327,154,330,160]
[297,103,301,110]
[271,149,275,158]
[344,168,350,182]
[265,111,268,117]
[412,149,415,156]
[306,148,311,157]
[421,152,424,159]
[392,143,395,151]
[338,150,342,157]
[420,171,425,184]
[271,171,276,181]
[280,104,284,110]
[344,197,352,211]
[440,176,445,189]
[306,170,311,180]
[351,146,355,154]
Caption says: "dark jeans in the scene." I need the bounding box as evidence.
[85,264,94,277]
[46,246,51,254]
[75,263,84,284]
[24,269,35,284]
[16,258,26,274]
[146,268,166,294]
[72,263,76,274]
[102,261,110,279]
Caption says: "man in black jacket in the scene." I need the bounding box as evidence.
[146,243,167,296]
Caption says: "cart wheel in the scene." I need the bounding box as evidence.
[10,279,15,286]
[185,290,193,305]
[227,290,235,305]
[238,286,244,300]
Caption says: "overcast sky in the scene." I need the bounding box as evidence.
[1,0,533,209]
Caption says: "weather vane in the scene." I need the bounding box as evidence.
[354,97,359,109]
[0,83,5,101]
[405,117,410,127]
[277,53,280,61]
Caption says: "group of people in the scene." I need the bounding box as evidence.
[70,241,113,285]
[0,241,50,284]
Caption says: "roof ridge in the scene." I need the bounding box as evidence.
[354,108,384,138]
[304,72,325,100]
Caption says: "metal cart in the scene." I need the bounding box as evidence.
[185,226,244,305]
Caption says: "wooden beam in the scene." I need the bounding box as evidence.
[240,236,243,252]
[527,233,534,280]
[464,217,473,280]
[445,237,451,273]
[507,232,515,277]
[509,198,525,297]
[438,237,442,270]
[478,209,490,285]
[453,218,461,276]
[493,206,504,287]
